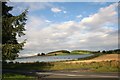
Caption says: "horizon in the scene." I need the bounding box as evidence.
[7,2,118,57]
[18,48,119,57]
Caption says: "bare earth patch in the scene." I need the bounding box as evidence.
[65,54,119,63]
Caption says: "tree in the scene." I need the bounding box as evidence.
[2,2,28,61]
[37,53,41,56]
[41,53,45,56]
[102,50,106,53]
[97,51,100,53]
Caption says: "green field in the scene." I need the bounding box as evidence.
[46,50,95,56]
[70,50,94,54]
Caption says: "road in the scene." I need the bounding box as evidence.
[3,69,119,80]
[36,70,119,80]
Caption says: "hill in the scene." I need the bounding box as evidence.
[46,50,95,56]
[70,50,96,54]
[47,49,120,56]
[47,50,70,56]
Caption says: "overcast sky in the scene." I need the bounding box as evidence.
[7,2,118,57]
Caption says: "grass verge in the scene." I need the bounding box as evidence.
[50,60,120,72]
[3,60,120,72]
[2,73,36,80]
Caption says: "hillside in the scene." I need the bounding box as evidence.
[65,54,119,63]
[18,49,120,57]
[70,50,96,54]
[46,49,120,56]
[46,50,94,56]
[47,50,70,56]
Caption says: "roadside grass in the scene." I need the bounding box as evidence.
[3,62,53,71]
[2,73,36,80]
[3,60,120,72]
[49,60,120,72]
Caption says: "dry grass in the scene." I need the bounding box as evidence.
[65,54,119,63]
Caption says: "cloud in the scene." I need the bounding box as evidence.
[18,3,118,57]
[76,14,82,18]
[80,3,118,31]
[51,7,62,13]
[45,20,52,23]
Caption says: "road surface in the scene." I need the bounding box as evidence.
[36,70,119,80]
[3,69,119,80]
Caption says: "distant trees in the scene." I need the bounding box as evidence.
[37,53,45,56]
[48,50,70,54]
[37,53,41,56]
[97,51,100,53]
[62,50,70,54]
[101,49,120,54]
[2,2,28,61]
[41,53,45,56]
[102,50,106,53]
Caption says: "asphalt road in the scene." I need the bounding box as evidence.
[3,69,120,80]
[36,70,119,80]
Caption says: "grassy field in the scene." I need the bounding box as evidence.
[70,50,94,54]
[66,53,119,63]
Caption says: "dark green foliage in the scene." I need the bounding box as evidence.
[2,2,28,61]
[3,62,54,70]
[37,53,41,56]
[102,49,120,54]
[102,50,106,53]
[47,50,70,54]
[41,53,45,56]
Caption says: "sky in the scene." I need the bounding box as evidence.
[7,2,118,57]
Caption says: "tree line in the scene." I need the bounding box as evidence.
[101,49,120,54]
